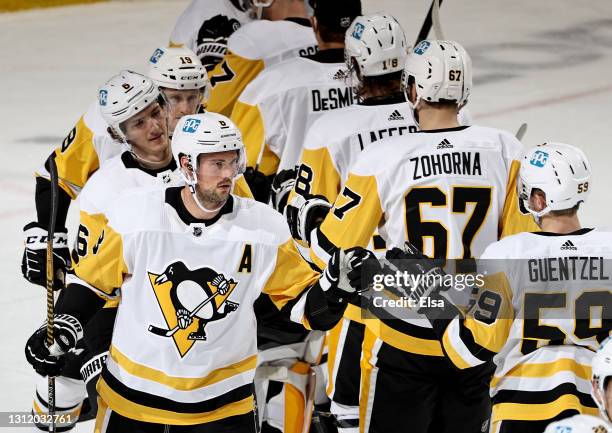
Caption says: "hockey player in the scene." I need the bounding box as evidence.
[169,0,252,71]
[206,0,317,118]
[27,112,373,432]
[21,46,250,295]
[396,143,612,433]
[307,40,537,433]
[231,0,362,204]
[543,338,612,432]
[24,66,251,431]
[591,337,612,431]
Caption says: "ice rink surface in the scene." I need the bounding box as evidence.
[1,0,611,430]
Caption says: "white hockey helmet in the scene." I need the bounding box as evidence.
[544,414,610,433]
[592,336,612,425]
[402,40,472,107]
[518,142,592,219]
[345,14,408,77]
[98,70,161,142]
[172,112,246,183]
[147,46,209,92]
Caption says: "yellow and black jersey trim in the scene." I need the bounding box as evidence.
[492,383,598,423]
[98,369,254,425]
[207,54,265,117]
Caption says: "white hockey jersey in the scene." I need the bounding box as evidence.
[544,414,610,433]
[73,187,322,424]
[36,100,123,199]
[72,152,252,286]
[231,49,355,175]
[207,18,317,117]
[169,0,251,71]
[310,125,538,355]
[294,98,472,205]
[438,229,612,423]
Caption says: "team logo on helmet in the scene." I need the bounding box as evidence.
[414,40,431,55]
[98,89,108,106]
[182,118,201,133]
[352,22,365,40]
[530,150,549,168]
[149,48,165,64]
[147,261,239,357]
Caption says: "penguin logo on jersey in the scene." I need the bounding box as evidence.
[147,261,239,357]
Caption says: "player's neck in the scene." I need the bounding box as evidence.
[133,149,173,170]
[264,2,307,20]
[417,106,460,131]
[181,187,222,221]
[539,214,582,234]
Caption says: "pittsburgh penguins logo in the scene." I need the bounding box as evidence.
[196,14,241,71]
[147,261,239,357]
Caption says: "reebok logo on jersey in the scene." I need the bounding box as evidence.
[561,240,577,250]
[436,139,453,149]
[333,69,348,80]
[388,110,404,121]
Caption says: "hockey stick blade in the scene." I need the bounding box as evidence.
[515,123,528,140]
[415,0,444,45]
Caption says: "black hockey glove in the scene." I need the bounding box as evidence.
[25,314,83,377]
[285,193,331,244]
[243,167,272,203]
[22,222,69,290]
[320,247,378,305]
[270,168,297,213]
[385,242,448,313]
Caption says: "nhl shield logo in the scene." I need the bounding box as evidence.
[147,261,239,357]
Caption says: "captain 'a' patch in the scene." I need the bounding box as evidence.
[147,261,239,357]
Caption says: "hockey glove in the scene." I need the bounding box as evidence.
[25,314,83,377]
[22,222,70,290]
[270,168,297,213]
[286,193,331,244]
[385,242,448,313]
[243,167,272,203]
[320,247,378,305]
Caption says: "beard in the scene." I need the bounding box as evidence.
[195,182,231,208]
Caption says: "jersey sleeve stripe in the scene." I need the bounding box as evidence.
[442,319,487,369]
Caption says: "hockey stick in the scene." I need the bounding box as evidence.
[46,156,59,433]
[515,122,528,141]
[415,0,444,45]
[148,289,224,337]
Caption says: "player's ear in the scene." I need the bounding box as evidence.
[311,15,318,33]
[530,189,547,212]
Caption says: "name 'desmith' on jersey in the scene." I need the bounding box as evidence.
[410,151,483,180]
